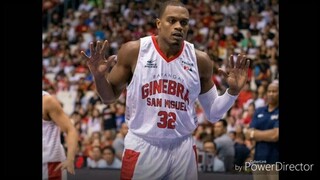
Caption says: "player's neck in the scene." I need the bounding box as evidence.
[155,36,182,59]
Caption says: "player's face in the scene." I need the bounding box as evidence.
[157,5,189,45]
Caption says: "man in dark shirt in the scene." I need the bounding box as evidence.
[246,80,279,180]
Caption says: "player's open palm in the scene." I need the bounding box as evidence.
[81,40,117,78]
[219,54,250,94]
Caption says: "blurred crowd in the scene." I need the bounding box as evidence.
[42,0,278,172]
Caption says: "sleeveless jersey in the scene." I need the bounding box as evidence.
[42,91,66,163]
[125,36,201,140]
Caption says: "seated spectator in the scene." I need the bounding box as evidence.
[234,133,250,167]
[100,146,122,169]
[86,146,105,168]
[203,139,225,172]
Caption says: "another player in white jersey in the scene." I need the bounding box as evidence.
[42,91,78,180]
[81,1,250,179]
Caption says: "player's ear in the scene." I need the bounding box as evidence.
[156,18,161,29]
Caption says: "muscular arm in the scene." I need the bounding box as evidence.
[96,41,139,104]
[196,50,238,123]
[44,96,78,163]
[196,50,215,94]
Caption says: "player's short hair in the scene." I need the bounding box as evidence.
[158,0,186,18]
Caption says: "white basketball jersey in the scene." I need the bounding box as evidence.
[125,36,201,139]
[42,91,66,163]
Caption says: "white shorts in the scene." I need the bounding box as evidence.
[42,162,67,180]
[121,131,198,180]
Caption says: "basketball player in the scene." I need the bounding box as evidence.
[81,1,250,179]
[42,91,78,179]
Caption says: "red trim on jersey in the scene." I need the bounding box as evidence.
[193,145,198,166]
[48,162,62,180]
[121,149,140,180]
[151,35,184,63]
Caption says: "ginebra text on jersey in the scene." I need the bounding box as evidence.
[141,79,189,104]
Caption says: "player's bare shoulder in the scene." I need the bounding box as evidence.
[43,94,62,120]
[195,49,213,78]
[120,40,140,51]
[117,40,141,69]
[42,95,52,120]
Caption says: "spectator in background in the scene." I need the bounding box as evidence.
[87,108,103,137]
[237,82,253,108]
[253,58,271,87]
[234,132,250,167]
[193,124,206,150]
[87,146,105,168]
[214,119,235,172]
[114,101,126,131]
[246,80,279,180]
[112,122,128,161]
[101,146,122,169]
[101,104,117,130]
[241,31,256,49]
[241,102,256,128]
[203,139,226,172]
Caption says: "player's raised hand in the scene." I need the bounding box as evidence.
[81,40,117,78]
[218,54,250,95]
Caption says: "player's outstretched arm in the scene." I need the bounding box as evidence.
[197,51,250,123]
[81,40,139,104]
